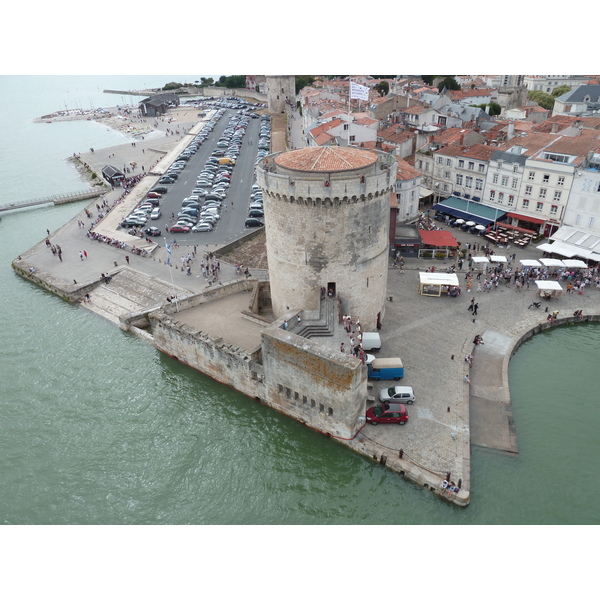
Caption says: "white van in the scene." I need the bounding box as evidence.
[362,332,381,351]
[150,207,161,220]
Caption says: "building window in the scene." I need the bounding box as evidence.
[528,171,535,180]
[513,164,519,173]
[512,178,519,189]
[319,403,324,413]
[508,195,515,206]
[468,162,474,170]
[543,174,550,183]
[539,188,547,198]
[498,192,504,203]
[446,158,452,166]
[525,185,532,196]
[437,157,443,165]
[444,171,451,179]
[425,163,429,171]
[550,205,558,215]
[553,190,562,201]
[490,190,495,200]
[558,176,565,186]
[465,176,473,188]
[328,407,333,416]
[456,174,463,185]
[418,159,423,169]
[458,159,464,168]
[536,202,544,212]
[523,199,529,208]
[492,174,498,184]
[475,179,483,190]
[478,163,485,173]
[501,176,509,186]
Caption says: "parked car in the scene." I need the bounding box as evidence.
[365,403,408,425]
[248,209,264,218]
[245,218,264,228]
[150,207,161,220]
[168,224,190,233]
[146,191,162,199]
[158,176,176,184]
[378,386,415,405]
[192,222,213,232]
[151,186,168,194]
[144,226,161,236]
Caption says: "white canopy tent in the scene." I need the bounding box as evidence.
[472,256,489,265]
[418,272,460,297]
[539,258,565,268]
[489,255,507,263]
[535,280,563,298]
[562,259,588,269]
[520,259,541,267]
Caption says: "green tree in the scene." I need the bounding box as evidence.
[201,77,214,86]
[552,85,571,98]
[215,75,245,88]
[437,76,460,91]
[295,76,315,93]
[375,81,389,97]
[528,90,555,110]
[163,82,183,91]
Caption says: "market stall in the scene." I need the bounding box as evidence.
[520,259,541,267]
[489,255,507,263]
[418,272,461,297]
[535,280,563,299]
[539,258,565,268]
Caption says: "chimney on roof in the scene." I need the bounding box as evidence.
[551,122,559,134]
[507,121,515,140]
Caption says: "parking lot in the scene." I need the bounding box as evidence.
[118,102,271,247]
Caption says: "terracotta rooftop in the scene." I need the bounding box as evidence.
[274,146,378,172]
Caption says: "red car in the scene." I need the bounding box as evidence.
[365,403,408,425]
[147,191,162,198]
[168,225,190,233]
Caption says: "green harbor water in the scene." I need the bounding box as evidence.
[2,201,599,525]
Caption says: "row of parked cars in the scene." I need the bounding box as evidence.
[169,111,251,233]
[363,337,416,426]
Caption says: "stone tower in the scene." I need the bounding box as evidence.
[255,146,397,331]
[266,75,296,113]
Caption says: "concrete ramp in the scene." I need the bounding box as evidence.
[83,268,188,325]
[469,330,519,454]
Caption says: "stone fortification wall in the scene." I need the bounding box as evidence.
[261,324,368,439]
[266,76,296,113]
[150,312,264,399]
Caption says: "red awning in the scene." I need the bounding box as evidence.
[496,222,537,235]
[506,212,545,225]
[418,229,459,247]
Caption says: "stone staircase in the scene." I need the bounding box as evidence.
[83,268,187,325]
[295,297,336,338]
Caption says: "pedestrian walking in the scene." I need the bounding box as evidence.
[125,255,130,264]
[79,251,84,260]
[473,303,479,316]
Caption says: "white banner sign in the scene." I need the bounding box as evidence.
[350,81,369,101]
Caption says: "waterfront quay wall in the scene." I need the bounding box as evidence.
[149,279,266,399]
[262,324,368,440]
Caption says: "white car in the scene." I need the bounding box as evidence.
[192,222,213,232]
[150,207,161,220]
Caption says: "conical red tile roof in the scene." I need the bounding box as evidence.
[274,146,377,172]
